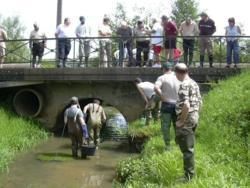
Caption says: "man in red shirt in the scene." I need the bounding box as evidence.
[161,15,178,62]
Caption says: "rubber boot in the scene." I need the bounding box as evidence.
[209,55,214,68]
[200,55,204,68]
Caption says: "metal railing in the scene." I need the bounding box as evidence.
[0,35,249,68]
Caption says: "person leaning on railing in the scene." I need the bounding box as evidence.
[179,17,199,67]
[0,26,7,68]
[55,17,73,68]
[225,17,241,68]
[198,12,216,68]
[29,23,47,68]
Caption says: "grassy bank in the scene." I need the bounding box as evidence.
[0,107,49,172]
[115,71,250,187]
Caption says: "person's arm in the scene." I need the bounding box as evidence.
[179,24,183,36]
[154,79,164,101]
[237,26,242,35]
[55,25,60,38]
[29,32,33,49]
[83,104,89,114]
[43,33,47,47]
[136,84,149,107]
[212,20,216,35]
[75,26,80,38]
[101,108,107,122]
[64,109,68,125]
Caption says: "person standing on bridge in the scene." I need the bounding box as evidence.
[98,17,112,68]
[154,62,180,150]
[0,26,8,68]
[64,97,88,158]
[175,63,202,181]
[55,18,73,68]
[135,78,161,125]
[75,16,91,67]
[198,12,216,68]
[29,23,47,68]
[84,99,106,149]
[225,17,241,68]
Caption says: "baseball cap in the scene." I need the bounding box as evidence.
[162,62,173,69]
[200,12,208,17]
[70,96,79,104]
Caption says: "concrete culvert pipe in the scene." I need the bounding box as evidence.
[13,89,44,118]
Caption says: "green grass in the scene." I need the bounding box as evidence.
[115,71,250,187]
[0,107,49,172]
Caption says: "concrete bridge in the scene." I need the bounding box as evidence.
[0,67,244,130]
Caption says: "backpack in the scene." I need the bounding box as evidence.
[88,104,102,127]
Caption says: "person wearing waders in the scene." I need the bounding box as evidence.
[64,97,88,158]
[83,99,106,149]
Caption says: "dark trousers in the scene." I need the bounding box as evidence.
[32,42,44,67]
[136,41,150,66]
[183,39,194,65]
[119,40,133,67]
[58,39,71,67]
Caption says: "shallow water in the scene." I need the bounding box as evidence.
[0,138,133,188]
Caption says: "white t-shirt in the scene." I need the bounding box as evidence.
[155,72,180,103]
[56,24,73,38]
[0,28,7,47]
[151,22,163,46]
[98,24,112,42]
[30,30,46,43]
[75,24,91,40]
[137,82,155,99]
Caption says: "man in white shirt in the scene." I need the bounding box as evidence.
[98,17,112,68]
[150,18,163,67]
[155,62,180,150]
[55,18,72,68]
[0,27,7,68]
[75,16,91,67]
[179,18,199,66]
[135,78,160,125]
[30,23,46,68]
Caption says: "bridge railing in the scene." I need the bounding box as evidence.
[0,35,249,68]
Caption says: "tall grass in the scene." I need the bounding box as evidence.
[0,107,49,172]
[115,71,250,187]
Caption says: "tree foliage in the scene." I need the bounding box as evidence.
[0,15,29,63]
[171,0,199,26]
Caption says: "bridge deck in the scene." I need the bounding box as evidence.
[0,68,244,84]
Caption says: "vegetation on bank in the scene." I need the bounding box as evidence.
[115,71,250,187]
[0,107,49,172]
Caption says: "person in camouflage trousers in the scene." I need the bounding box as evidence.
[174,63,202,181]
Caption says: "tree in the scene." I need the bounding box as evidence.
[0,15,29,63]
[171,0,199,27]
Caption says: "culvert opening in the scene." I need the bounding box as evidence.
[13,89,43,117]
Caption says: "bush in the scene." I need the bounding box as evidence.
[115,71,250,187]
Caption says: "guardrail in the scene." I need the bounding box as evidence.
[0,35,249,68]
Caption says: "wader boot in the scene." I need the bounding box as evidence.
[200,55,204,68]
[209,55,214,68]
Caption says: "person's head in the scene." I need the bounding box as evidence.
[79,16,85,24]
[137,20,144,29]
[103,17,110,25]
[33,23,39,31]
[70,96,79,105]
[134,77,142,85]
[93,99,101,105]
[174,63,188,81]
[121,21,127,28]
[162,62,173,73]
[200,12,208,21]
[228,17,235,27]
[64,18,71,26]
[161,15,168,24]
[185,17,192,25]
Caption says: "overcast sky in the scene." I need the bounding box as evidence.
[0,0,249,38]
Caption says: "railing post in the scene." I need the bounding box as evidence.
[73,38,76,68]
[219,37,222,68]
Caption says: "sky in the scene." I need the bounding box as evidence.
[0,0,249,38]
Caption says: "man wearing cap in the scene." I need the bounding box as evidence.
[175,63,202,181]
[64,97,88,158]
[75,16,91,67]
[179,18,199,67]
[154,62,180,150]
[0,26,7,68]
[198,12,216,68]
[116,21,133,67]
[30,23,47,68]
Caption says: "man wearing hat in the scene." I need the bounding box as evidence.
[75,16,91,67]
[154,62,180,150]
[64,96,88,158]
[29,23,47,68]
[175,63,202,181]
[198,12,216,68]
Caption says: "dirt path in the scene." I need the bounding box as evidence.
[0,138,132,188]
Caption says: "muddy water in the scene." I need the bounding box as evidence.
[0,138,134,188]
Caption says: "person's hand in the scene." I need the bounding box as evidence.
[145,101,149,109]
[176,120,184,128]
